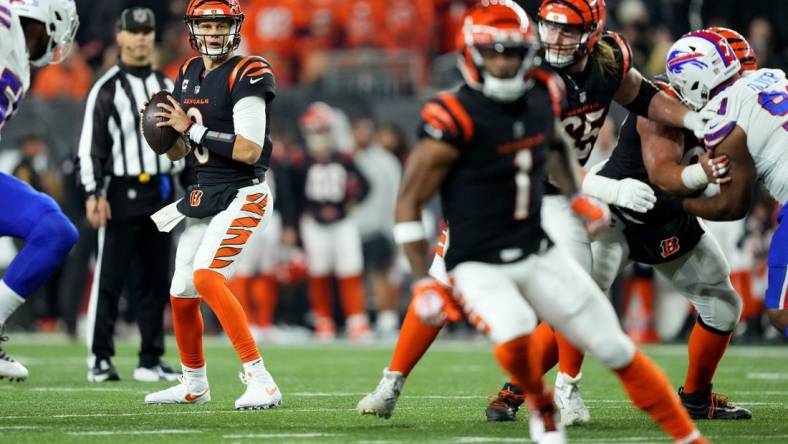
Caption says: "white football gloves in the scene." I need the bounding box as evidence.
[582,174,656,214]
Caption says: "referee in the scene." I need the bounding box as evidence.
[77,8,181,382]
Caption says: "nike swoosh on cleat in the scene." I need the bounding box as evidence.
[184,389,208,402]
[266,386,278,396]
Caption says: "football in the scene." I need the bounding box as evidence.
[141,90,180,155]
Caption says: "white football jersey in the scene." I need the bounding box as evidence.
[703,68,788,203]
[0,0,31,136]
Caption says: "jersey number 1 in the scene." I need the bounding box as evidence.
[514,150,532,220]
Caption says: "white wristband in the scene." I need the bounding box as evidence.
[680,163,709,190]
[188,122,208,144]
[393,221,427,245]
[581,174,620,204]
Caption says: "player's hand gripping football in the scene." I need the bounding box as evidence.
[700,151,731,185]
[571,193,610,236]
[154,96,191,134]
[412,278,462,327]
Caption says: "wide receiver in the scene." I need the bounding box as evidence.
[360,2,708,444]
[584,28,757,421]
[143,0,281,410]
[0,0,79,381]
[665,31,788,340]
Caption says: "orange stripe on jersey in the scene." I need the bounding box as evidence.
[210,258,233,269]
[608,31,632,75]
[215,246,242,259]
[228,56,253,92]
[528,68,566,117]
[221,228,253,246]
[241,62,272,79]
[246,193,264,202]
[421,103,458,135]
[180,56,200,76]
[437,93,474,143]
[230,216,261,228]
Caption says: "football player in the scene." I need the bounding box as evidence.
[665,31,788,341]
[584,29,756,420]
[143,0,281,410]
[0,0,79,381]
[360,3,708,444]
[289,102,371,341]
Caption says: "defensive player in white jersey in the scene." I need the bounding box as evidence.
[665,31,788,335]
[0,0,79,381]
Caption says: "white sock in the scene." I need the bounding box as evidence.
[242,358,265,373]
[0,281,25,326]
[181,364,208,389]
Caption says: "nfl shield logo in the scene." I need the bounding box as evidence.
[579,91,587,103]
[195,85,200,94]
[133,9,147,23]
[513,121,525,139]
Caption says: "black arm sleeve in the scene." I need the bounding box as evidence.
[623,77,660,118]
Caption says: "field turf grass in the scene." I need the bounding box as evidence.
[0,336,786,443]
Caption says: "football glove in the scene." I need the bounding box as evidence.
[412,278,462,327]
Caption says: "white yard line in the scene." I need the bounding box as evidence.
[456,438,530,443]
[747,372,788,380]
[68,430,198,436]
[30,387,139,392]
[224,433,336,439]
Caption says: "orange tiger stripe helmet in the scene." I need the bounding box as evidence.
[538,0,606,68]
[706,26,758,73]
[457,0,540,102]
[185,0,244,60]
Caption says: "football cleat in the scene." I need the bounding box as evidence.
[314,316,336,342]
[486,382,524,421]
[529,392,566,444]
[554,372,590,426]
[357,368,405,418]
[0,338,28,382]
[87,357,120,382]
[144,375,211,405]
[235,362,282,410]
[678,385,752,420]
[133,361,181,382]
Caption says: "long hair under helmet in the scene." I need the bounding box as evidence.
[184,0,244,61]
[457,0,541,103]
[538,0,606,68]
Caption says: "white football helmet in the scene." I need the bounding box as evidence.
[11,0,79,67]
[665,30,740,111]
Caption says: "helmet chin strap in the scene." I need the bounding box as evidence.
[481,64,532,103]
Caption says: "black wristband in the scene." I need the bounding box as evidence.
[201,130,236,159]
[624,78,660,118]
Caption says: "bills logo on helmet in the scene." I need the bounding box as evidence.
[660,236,680,258]
[667,50,707,73]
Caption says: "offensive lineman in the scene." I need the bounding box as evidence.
[143,0,281,410]
[0,0,79,381]
[361,3,708,444]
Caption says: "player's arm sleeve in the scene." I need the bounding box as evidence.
[232,96,267,148]
[76,82,114,196]
[417,93,473,149]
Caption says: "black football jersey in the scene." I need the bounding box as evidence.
[418,68,566,270]
[289,151,370,225]
[173,55,276,185]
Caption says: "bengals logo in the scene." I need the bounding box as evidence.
[660,236,680,258]
[189,190,203,207]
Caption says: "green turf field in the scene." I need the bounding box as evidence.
[0,336,785,443]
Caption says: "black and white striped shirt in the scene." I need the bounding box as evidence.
[78,62,183,195]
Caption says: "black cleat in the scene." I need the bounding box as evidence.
[679,385,752,420]
[486,382,525,421]
[87,357,120,382]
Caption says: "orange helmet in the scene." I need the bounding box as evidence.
[184,0,244,59]
[457,0,540,102]
[538,0,606,68]
[706,26,758,73]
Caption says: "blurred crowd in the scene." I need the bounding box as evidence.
[1,0,787,344]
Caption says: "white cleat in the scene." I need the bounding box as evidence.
[0,346,28,382]
[357,368,405,418]
[235,364,282,410]
[529,403,566,444]
[554,371,590,426]
[144,376,210,405]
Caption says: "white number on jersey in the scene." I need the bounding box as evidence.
[305,163,348,203]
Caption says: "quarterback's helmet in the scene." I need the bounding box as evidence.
[666,30,740,111]
[184,0,244,59]
[706,26,757,73]
[538,0,606,68]
[11,0,79,67]
[457,0,540,102]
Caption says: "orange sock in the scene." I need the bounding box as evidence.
[615,350,698,442]
[494,335,545,396]
[556,332,585,377]
[251,274,277,327]
[684,318,732,393]
[170,296,205,369]
[194,269,260,364]
[389,302,442,376]
[308,276,333,320]
[531,321,558,375]
[731,271,759,321]
[339,275,366,316]
[228,276,252,323]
